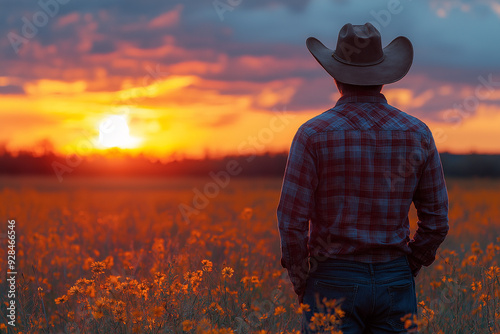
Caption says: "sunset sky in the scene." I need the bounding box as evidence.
[1,0,500,160]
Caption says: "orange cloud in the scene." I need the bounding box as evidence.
[429,104,500,154]
[24,79,87,95]
[384,88,434,110]
[149,5,182,28]
[56,12,80,28]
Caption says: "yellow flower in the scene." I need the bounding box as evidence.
[274,305,286,316]
[75,278,93,287]
[132,309,143,322]
[108,275,121,285]
[486,266,500,279]
[184,271,195,281]
[154,272,166,280]
[90,261,106,275]
[309,313,327,331]
[202,260,213,272]
[401,314,418,329]
[104,255,114,268]
[55,295,68,304]
[241,276,251,287]
[115,312,127,324]
[296,303,311,314]
[222,267,234,278]
[196,318,211,332]
[82,257,94,270]
[322,297,338,310]
[209,302,225,314]
[152,306,164,318]
[334,306,345,319]
[91,297,108,320]
[250,276,261,287]
[239,207,253,220]
[94,297,107,309]
[92,309,104,320]
[67,285,81,296]
[85,285,96,298]
[182,319,194,331]
[112,301,127,323]
[430,281,442,289]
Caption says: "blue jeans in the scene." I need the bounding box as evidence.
[302,256,417,333]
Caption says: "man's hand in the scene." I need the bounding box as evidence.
[298,289,305,304]
[408,256,422,277]
[295,282,307,304]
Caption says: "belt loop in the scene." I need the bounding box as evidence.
[369,263,374,276]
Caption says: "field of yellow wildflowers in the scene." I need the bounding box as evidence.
[0,176,499,333]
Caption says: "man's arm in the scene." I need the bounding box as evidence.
[277,127,318,299]
[409,133,449,276]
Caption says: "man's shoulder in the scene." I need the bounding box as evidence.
[380,103,432,135]
[297,102,432,139]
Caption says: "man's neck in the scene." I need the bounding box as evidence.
[340,90,383,97]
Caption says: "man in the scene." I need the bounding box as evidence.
[277,23,449,333]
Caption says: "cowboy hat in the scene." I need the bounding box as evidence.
[306,23,413,85]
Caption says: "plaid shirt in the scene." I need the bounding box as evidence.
[277,92,449,296]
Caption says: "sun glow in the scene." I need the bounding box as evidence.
[98,115,141,149]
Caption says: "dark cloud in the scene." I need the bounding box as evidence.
[0,85,25,95]
[90,40,116,54]
[286,78,336,111]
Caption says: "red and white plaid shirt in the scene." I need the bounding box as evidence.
[277,92,449,296]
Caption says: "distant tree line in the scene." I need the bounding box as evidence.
[0,151,499,178]
[440,153,500,178]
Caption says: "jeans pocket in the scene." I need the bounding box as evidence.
[312,279,358,318]
[387,281,417,330]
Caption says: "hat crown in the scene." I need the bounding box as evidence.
[333,23,384,66]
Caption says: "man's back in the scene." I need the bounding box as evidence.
[279,92,448,264]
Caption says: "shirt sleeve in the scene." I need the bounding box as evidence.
[277,126,318,296]
[409,133,449,276]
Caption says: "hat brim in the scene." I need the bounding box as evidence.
[306,36,413,85]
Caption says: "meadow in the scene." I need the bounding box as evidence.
[0,176,499,333]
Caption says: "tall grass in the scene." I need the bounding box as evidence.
[0,177,499,333]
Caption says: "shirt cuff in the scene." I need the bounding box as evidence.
[285,262,309,296]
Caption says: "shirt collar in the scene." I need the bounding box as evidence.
[335,92,387,107]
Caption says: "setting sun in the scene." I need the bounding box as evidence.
[98,115,141,149]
